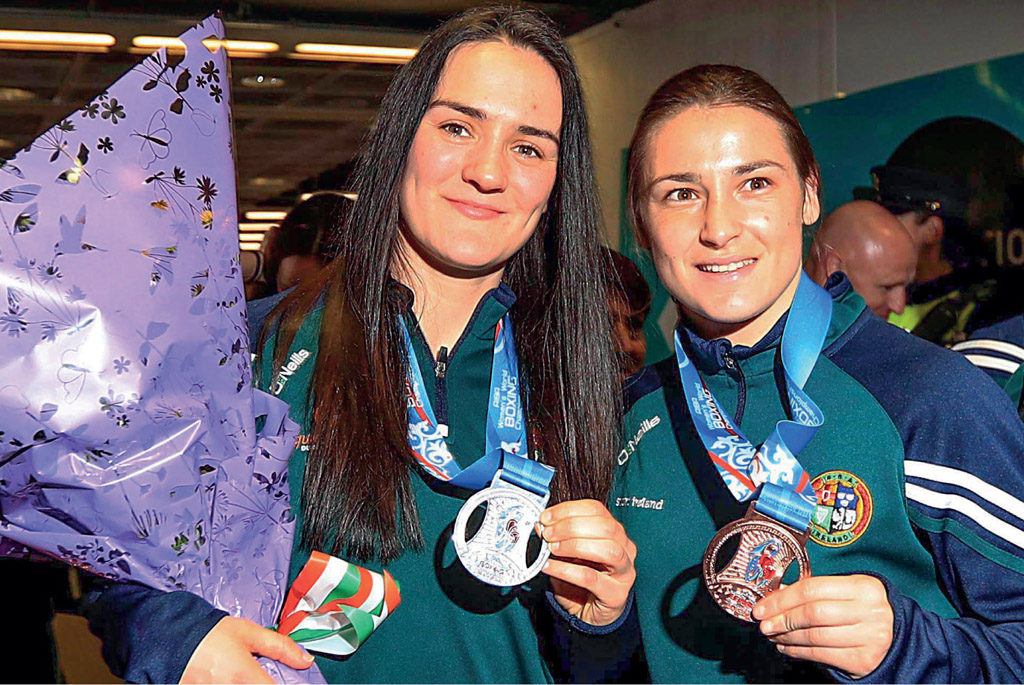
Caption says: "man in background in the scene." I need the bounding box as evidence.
[871,165,1001,345]
[805,200,918,319]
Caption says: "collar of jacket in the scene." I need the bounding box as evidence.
[675,272,866,376]
[388,278,518,342]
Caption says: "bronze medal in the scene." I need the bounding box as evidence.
[702,503,811,621]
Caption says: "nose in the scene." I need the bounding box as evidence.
[462,138,508,194]
[698,193,741,248]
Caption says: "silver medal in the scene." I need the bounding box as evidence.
[452,472,550,587]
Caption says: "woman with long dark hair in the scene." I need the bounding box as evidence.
[616,64,1024,683]
[84,7,637,683]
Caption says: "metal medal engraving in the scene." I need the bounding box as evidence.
[702,504,811,622]
[453,483,549,587]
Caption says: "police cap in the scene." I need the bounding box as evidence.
[870,164,969,222]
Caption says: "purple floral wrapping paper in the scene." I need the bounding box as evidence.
[0,16,323,682]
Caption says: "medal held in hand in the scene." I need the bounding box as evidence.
[453,466,551,587]
[677,274,832,621]
[401,315,555,587]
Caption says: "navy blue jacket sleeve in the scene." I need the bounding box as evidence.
[831,316,1024,683]
[80,581,226,684]
[954,314,1024,386]
[539,590,648,683]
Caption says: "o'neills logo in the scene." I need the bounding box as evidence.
[809,470,873,547]
[273,349,310,395]
[618,415,661,465]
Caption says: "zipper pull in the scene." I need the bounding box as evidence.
[435,346,448,378]
[722,350,737,370]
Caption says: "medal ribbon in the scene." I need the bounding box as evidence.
[675,273,831,531]
[400,314,553,494]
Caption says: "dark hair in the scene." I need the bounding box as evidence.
[626,64,822,248]
[602,247,651,318]
[265,6,620,563]
[262,193,351,291]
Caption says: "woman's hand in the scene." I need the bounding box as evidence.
[752,575,894,679]
[540,499,637,626]
[180,616,315,684]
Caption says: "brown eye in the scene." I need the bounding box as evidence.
[441,123,469,137]
[745,177,770,191]
[667,188,697,202]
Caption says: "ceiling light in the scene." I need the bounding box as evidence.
[133,36,278,55]
[292,43,416,64]
[239,222,277,231]
[0,87,35,102]
[244,210,288,220]
[240,75,285,89]
[0,30,115,51]
[240,241,263,251]
[248,177,288,188]
[239,232,267,242]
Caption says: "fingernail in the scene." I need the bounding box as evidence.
[549,541,560,552]
[540,511,552,525]
[760,619,775,634]
[751,605,764,620]
[303,650,315,663]
[776,644,786,653]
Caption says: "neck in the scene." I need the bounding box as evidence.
[915,243,953,284]
[394,239,505,356]
[685,271,802,347]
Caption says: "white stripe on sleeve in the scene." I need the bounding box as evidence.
[905,460,1024,524]
[906,483,1024,552]
[962,354,1021,375]
[953,339,1024,362]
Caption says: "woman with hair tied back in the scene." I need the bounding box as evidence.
[616,64,1024,683]
[83,8,639,684]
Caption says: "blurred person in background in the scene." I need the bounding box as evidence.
[603,247,652,379]
[263,192,350,294]
[872,165,1005,345]
[804,200,917,319]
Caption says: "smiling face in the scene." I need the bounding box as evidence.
[642,105,820,344]
[398,40,562,279]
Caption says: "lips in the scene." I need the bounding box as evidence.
[445,197,505,219]
[696,258,756,273]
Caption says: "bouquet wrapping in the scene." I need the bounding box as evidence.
[0,15,398,681]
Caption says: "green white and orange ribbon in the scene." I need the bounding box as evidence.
[277,551,401,655]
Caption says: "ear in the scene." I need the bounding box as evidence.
[824,249,844,278]
[921,214,944,245]
[802,180,822,226]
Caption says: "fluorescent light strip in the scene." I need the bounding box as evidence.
[0,30,115,46]
[133,36,279,54]
[239,232,267,242]
[238,222,276,231]
[244,210,288,221]
[293,42,416,63]
[240,241,263,251]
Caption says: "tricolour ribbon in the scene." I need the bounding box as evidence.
[278,551,401,656]
[675,273,832,531]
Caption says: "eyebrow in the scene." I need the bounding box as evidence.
[732,159,786,176]
[649,171,701,187]
[427,98,560,147]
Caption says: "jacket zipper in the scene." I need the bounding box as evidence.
[435,345,449,433]
[722,348,747,424]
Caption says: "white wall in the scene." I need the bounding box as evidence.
[570,0,1024,245]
